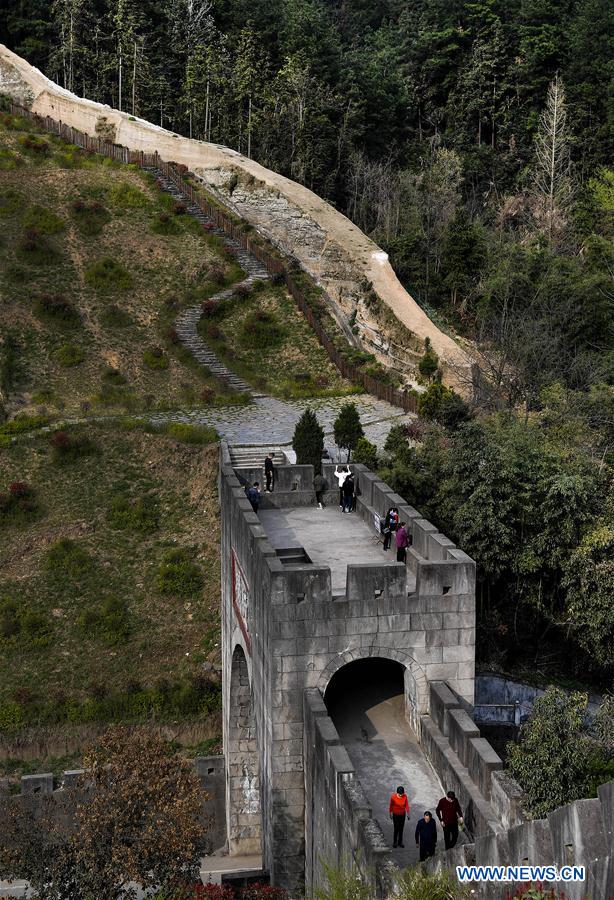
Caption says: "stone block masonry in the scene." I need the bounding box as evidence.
[220,444,476,894]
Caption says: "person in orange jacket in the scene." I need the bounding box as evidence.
[389,785,410,848]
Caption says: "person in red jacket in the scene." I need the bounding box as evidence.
[389,785,410,848]
[436,789,464,849]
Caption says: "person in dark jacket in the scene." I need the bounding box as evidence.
[342,473,355,513]
[246,482,261,513]
[264,453,275,492]
[415,810,437,861]
[436,790,464,849]
[313,472,326,508]
[383,507,399,551]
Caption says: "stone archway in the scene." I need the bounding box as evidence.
[317,647,428,734]
[227,645,262,855]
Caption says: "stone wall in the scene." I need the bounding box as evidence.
[303,690,398,898]
[0,42,472,388]
[425,781,614,900]
[421,682,525,838]
[220,446,476,893]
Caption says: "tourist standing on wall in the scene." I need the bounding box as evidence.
[334,465,349,508]
[415,810,437,861]
[389,786,410,848]
[395,521,409,562]
[264,453,275,492]
[436,790,464,849]
[342,472,355,513]
[383,507,399,551]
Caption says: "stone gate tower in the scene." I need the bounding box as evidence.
[219,443,476,894]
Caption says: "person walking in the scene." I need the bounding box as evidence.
[436,790,464,850]
[383,507,399,551]
[313,471,326,508]
[342,473,355,513]
[264,453,275,493]
[388,786,410,848]
[246,482,261,513]
[395,521,409,563]
[415,810,437,862]
[334,465,349,508]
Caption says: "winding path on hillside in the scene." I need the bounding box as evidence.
[140,168,415,452]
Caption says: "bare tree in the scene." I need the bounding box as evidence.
[533,74,574,242]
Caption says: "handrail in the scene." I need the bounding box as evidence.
[7,102,418,414]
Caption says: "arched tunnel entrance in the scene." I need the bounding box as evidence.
[227,645,262,857]
[324,657,444,867]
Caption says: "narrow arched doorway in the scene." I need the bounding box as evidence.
[324,657,444,867]
[227,645,262,856]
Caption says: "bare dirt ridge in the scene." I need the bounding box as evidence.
[0,43,472,388]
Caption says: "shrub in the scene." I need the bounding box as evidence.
[71,199,110,236]
[143,346,169,370]
[0,598,51,648]
[239,310,285,349]
[46,538,93,580]
[0,147,23,170]
[85,257,133,292]
[151,211,181,235]
[100,304,132,327]
[156,548,203,596]
[233,283,251,298]
[34,292,80,326]
[101,367,127,385]
[107,494,159,532]
[0,481,37,525]
[201,299,220,317]
[50,430,96,463]
[0,188,22,217]
[165,423,218,445]
[353,437,378,469]
[418,382,471,428]
[17,133,50,155]
[78,597,130,646]
[173,201,187,215]
[109,181,148,208]
[54,342,85,367]
[22,205,65,235]
[18,227,57,264]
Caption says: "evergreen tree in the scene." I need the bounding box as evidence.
[333,402,364,462]
[292,409,324,474]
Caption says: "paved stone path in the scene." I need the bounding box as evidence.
[144,167,270,394]
[327,677,446,869]
[149,394,412,452]
[143,168,414,452]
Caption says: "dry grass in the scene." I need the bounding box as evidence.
[0,119,244,417]
[0,421,221,719]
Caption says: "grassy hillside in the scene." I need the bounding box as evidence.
[0,110,353,417]
[198,282,358,398]
[0,420,221,749]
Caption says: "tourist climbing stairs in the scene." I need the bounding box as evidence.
[143,167,270,396]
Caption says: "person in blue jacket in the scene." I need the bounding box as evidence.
[415,810,437,862]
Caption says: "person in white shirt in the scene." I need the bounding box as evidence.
[334,465,349,509]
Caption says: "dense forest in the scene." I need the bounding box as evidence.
[2,0,613,687]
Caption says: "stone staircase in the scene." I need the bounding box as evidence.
[144,167,270,395]
[228,447,287,468]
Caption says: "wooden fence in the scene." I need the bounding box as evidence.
[8,102,418,413]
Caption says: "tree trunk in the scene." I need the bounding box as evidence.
[118,48,122,112]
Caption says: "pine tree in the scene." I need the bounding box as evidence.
[292,409,324,473]
[333,402,364,462]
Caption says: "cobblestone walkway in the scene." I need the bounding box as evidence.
[149,394,412,452]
